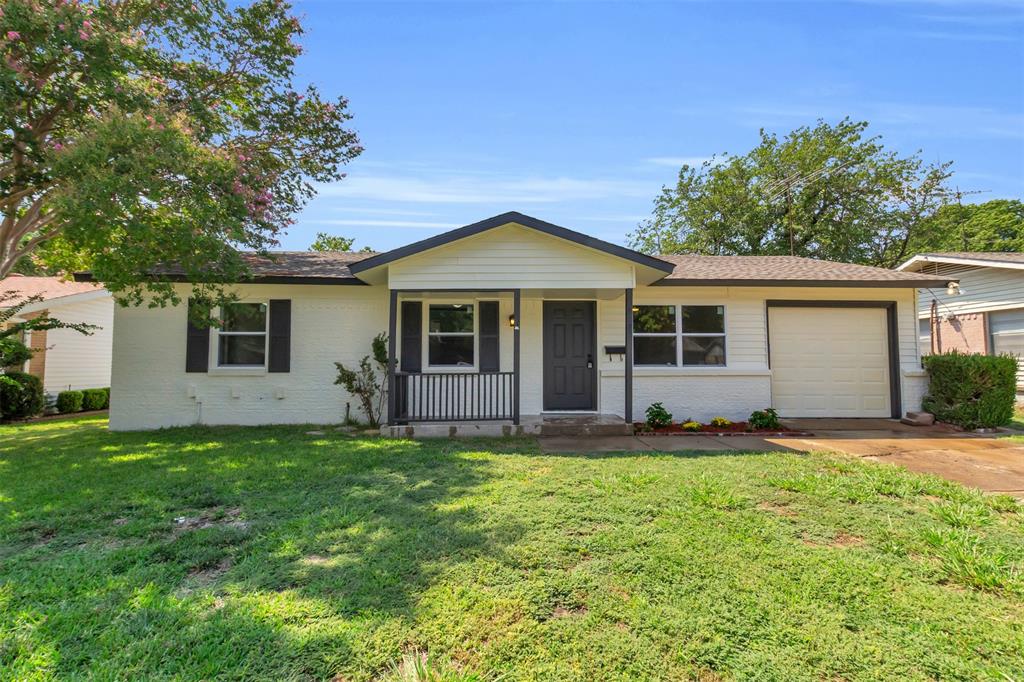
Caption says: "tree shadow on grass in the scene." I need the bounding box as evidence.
[0,421,525,678]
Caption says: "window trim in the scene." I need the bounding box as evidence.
[632,304,728,368]
[425,302,478,370]
[213,301,269,370]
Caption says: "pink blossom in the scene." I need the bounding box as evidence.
[53,142,64,151]
[82,20,92,29]
[79,30,90,40]
[58,24,66,30]
[6,31,20,40]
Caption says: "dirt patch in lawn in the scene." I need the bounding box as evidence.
[172,506,250,536]
[758,501,798,517]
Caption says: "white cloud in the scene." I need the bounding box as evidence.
[316,173,656,204]
[736,102,1024,139]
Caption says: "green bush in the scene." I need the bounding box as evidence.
[0,371,45,419]
[922,352,1017,429]
[644,402,673,428]
[56,390,84,414]
[748,408,781,431]
[82,388,108,411]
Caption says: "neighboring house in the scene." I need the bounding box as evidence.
[1,275,114,396]
[896,252,1024,387]
[82,212,948,432]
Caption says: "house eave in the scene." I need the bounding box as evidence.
[348,211,676,276]
[651,277,952,288]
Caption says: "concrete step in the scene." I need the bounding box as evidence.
[538,422,634,437]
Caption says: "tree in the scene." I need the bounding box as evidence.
[1,0,362,312]
[309,233,355,252]
[631,119,953,268]
[909,199,1024,254]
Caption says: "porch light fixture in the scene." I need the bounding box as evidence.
[508,314,516,328]
[631,306,640,313]
[946,281,961,296]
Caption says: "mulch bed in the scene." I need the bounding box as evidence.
[634,421,812,437]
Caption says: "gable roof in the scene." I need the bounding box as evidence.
[76,252,377,285]
[347,211,676,276]
[1,275,103,304]
[897,252,1024,272]
[653,255,950,287]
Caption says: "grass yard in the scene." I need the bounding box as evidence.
[1,418,1023,681]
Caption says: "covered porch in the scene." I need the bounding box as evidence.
[382,287,639,430]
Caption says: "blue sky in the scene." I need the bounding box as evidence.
[287,0,1024,252]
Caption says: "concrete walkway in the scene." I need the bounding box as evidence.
[538,419,1024,498]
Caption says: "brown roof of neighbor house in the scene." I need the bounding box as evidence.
[897,252,1024,273]
[651,255,950,287]
[0,274,102,304]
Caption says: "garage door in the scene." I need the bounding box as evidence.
[769,307,891,418]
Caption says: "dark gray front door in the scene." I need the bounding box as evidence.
[543,301,596,410]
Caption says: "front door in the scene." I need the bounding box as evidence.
[543,301,596,410]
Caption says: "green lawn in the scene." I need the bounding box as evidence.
[1,418,1023,681]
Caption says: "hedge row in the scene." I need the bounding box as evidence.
[56,387,110,414]
[922,351,1017,429]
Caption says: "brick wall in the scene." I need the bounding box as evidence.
[929,312,988,354]
[23,311,47,382]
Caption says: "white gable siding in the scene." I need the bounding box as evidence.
[387,224,636,290]
[916,263,1024,317]
[42,295,114,394]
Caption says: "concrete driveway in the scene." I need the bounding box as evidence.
[538,419,1024,498]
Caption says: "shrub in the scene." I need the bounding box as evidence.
[710,416,732,427]
[682,420,701,432]
[56,390,84,414]
[82,388,108,411]
[334,332,388,427]
[644,402,672,428]
[922,351,1017,429]
[0,371,45,419]
[748,408,781,431]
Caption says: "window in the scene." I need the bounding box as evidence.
[633,304,726,366]
[217,302,267,367]
[428,304,474,366]
[633,305,677,366]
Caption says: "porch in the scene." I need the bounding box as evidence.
[383,287,638,428]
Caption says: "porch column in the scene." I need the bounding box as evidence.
[513,288,521,425]
[386,289,398,426]
[624,288,634,424]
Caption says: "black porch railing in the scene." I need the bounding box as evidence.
[394,371,514,422]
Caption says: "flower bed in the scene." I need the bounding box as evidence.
[633,421,809,437]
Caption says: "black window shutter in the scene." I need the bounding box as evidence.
[185,299,210,373]
[268,299,291,373]
[479,301,500,373]
[400,301,422,373]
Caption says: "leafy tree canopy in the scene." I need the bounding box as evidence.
[1,0,362,310]
[909,199,1024,255]
[631,119,954,268]
[308,231,372,253]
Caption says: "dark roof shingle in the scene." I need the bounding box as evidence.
[653,255,949,287]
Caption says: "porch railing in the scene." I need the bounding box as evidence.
[394,371,514,422]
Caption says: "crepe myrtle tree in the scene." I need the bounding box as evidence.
[0,0,362,316]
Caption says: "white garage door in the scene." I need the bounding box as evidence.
[769,307,891,418]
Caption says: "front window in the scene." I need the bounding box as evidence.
[681,305,726,366]
[428,304,474,366]
[217,302,267,367]
[633,304,726,366]
[633,305,677,366]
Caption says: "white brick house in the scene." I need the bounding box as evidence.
[86,212,948,431]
